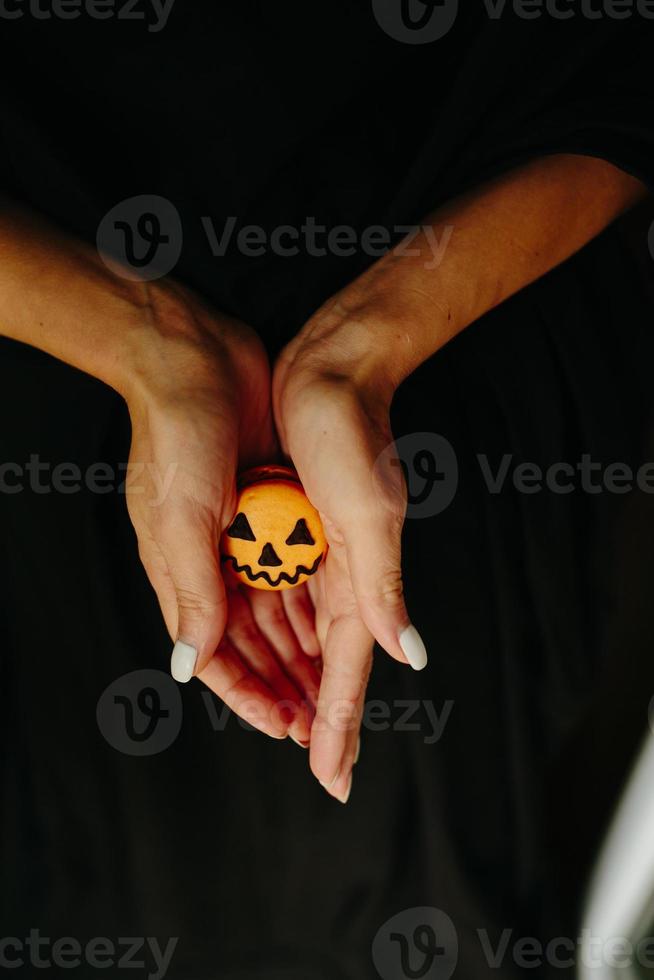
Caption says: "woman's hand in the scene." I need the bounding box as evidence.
[0,202,318,743]
[274,153,647,797]
[121,280,318,744]
[1,153,643,763]
[273,288,430,802]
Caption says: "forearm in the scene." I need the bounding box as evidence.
[334,154,647,384]
[0,201,145,391]
[0,200,208,401]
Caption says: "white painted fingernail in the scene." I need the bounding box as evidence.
[354,737,361,764]
[336,773,353,805]
[398,624,428,671]
[171,640,197,682]
[319,768,341,791]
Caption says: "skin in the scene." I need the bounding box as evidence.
[0,202,319,745]
[273,154,647,801]
[0,154,647,802]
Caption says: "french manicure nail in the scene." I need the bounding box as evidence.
[398,624,428,671]
[354,737,361,765]
[319,768,341,791]
[336,773,353,805]
[290,734,310,749]
[171,640,197,683]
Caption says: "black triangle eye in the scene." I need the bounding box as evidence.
[226,512,256,541]
[285,518,315,546]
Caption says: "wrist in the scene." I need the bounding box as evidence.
[112,280,243,410]
[296,262,453,394]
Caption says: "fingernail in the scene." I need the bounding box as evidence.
[319,768,340,791]
[336,772,353,805]
[171,640,197,682]
[354,737,361,764]
[290,734,310,749]
[398,624,428,671]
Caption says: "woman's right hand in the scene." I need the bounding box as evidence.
[0,202,319,742]
[122,280,318,743]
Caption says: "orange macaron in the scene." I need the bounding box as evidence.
[220,465,327,591]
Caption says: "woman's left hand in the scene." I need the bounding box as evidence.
[273,271,431,802]
[273,153,647,800]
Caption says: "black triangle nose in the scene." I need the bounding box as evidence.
[258,543,282,567]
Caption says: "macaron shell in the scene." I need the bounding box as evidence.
[221,475,327,591]
[237,464,301,489]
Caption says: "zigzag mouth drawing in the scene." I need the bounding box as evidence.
[221,552,324,588]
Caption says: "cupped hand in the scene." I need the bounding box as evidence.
[123,279,319,743]
[273,281,429,801]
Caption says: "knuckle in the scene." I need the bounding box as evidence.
[231,622,264,651]
[385,495,408,528]
[263,604,290,632]
[175,585,223,616]
[367,568,405,610]
[321,659,369,700]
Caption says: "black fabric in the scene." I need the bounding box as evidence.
[1,7,654,979]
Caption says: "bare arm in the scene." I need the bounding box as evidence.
[281,154,648,393]
[273,153,648,802]
[0,200,318,745]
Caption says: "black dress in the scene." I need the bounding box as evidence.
[1,6,654,978]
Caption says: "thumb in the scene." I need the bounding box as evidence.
[339,465,428,672]
[157,507,228,682]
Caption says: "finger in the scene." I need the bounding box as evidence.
[306,564,329,655]
[248,589,322,711]
[286,384,427,671]
[281,583,321,657]
[226,587,312,745]
[137,537,179,639]
[306,572,320,609]
[199,638,293,740]
[156,501,229,682]
[310,610,372,804]
[339,450,428,671]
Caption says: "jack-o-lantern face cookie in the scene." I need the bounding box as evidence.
[220,465,327,591]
